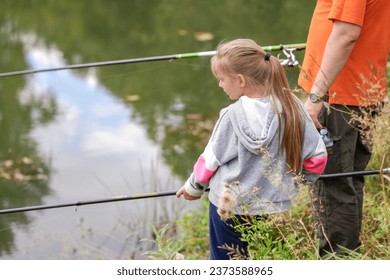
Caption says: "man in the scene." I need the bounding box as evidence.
[298,0,390,257]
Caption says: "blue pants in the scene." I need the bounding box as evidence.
[209,202,248,260]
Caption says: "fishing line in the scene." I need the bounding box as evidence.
[98,62,171,81]
[165,59,212,68]
[99,57,214,83]
[0,207,70,239]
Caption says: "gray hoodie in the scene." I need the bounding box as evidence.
[184,95,327,215]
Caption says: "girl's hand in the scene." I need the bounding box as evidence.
[176,186,200,201]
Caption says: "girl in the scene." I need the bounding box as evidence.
[176,39,327,260]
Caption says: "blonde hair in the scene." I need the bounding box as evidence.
[211,39,304,174]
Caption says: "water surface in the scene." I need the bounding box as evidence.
[0,0,316,259]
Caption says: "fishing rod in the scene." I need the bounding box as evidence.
[318,168,389,179]
[0,43,306,78]
[0,167,388,215]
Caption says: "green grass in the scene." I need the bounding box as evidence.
[144,168,388,260]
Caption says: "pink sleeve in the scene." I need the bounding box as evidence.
[303,154,328,174]
[193,142,221,183]
[193,155,217,183]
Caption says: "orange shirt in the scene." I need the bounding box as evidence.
[298,0,390,106]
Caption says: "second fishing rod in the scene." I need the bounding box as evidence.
[0,168,388,215]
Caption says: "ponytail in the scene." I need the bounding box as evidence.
[267,55,304,175]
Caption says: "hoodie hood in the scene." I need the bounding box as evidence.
[227,96,282,155]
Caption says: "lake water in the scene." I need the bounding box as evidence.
[0,0,315,259]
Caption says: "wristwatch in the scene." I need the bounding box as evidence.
[309,92,323,103]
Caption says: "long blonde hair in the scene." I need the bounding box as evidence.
[211,39,304,174]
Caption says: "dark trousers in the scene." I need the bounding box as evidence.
[312,104,372,257]
[209,202,248,260]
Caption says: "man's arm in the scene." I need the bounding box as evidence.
[305,21,361,128]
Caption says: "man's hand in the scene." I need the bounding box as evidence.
[304,98,324,128]
[176,186,201,201]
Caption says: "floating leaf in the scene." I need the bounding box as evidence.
[21,157,33,164]
[194,32,214,42]
[126,95,141,102]
[177,29,188,36]
[186,113,202,120]
[0,157,48,181]
[3,160,14,168]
